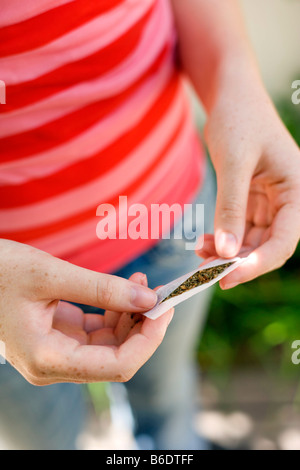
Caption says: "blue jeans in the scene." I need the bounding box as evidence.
[0,162,216,450]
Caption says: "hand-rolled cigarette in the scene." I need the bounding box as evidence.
[144,256,247,320]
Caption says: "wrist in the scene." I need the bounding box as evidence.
[206,53,265,114]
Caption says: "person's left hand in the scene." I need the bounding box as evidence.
[196,79,300,289]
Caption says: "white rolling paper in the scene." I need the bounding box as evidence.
[144,256,248,320]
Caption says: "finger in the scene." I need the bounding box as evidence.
[196,232,254,261]
[196,228,259,259]
[114,312,143,345]
[52,301,85,329]
[36,258,157,312]
[220,204,300,288]
[214,160,252,258]
[243,225,268,250]
[84,313,105,333]
[88,328,119,346]
[196,242,218,259]
[125,307,174,341]
[52,302,88,344]
[53,304,106,336]
[33,308,174,383]
[104,272,148,329]
[246,188,273,228]
[253,192,273,228]
[114,308,175,379]
[113,272,147,343]
[129,272,148,287]
[124,317,144,340]
[195,234,218,260]
[104,309,121,330]
[195,234,216,253]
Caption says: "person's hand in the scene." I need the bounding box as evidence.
[0,239,173,385]
[196,79,300,289]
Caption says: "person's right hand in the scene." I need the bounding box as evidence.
[0,239,173,385]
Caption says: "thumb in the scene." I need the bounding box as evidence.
[214,165,251,258]
[36,256,157,313]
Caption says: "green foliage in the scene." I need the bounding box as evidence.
[197,92,300,378]
[197,267,300,376]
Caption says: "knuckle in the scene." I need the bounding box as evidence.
[97,277,115,308]
[220,200,245,221]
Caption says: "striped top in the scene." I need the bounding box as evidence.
[0,0,205,274]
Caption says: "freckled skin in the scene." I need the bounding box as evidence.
[0,239,173,384]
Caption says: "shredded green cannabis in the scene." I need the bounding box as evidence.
[161,262,234,303]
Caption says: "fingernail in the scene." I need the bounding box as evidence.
[141,273,148,287]
[216,231,238,257]
[131,286,157,309]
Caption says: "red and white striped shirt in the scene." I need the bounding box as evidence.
[0,0,205,273]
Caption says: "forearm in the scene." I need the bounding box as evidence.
[170,0,264,112]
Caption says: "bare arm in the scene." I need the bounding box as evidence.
[170,0,259,111]
[170,0,300,288]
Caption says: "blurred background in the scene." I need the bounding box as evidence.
[78,0,300,450]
